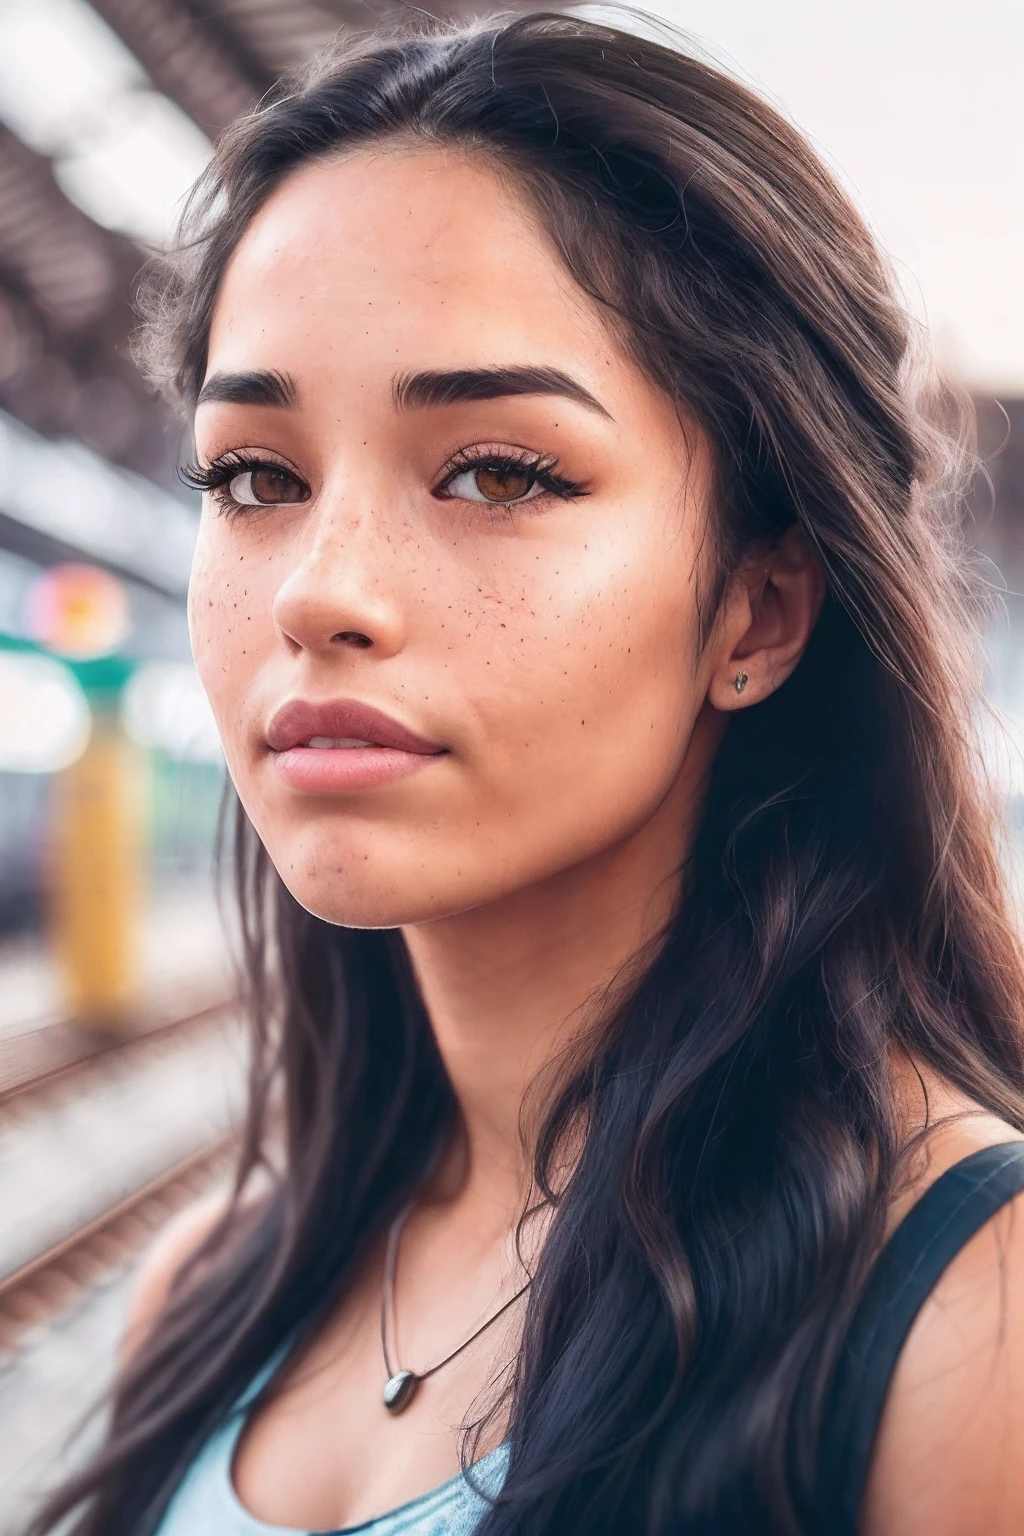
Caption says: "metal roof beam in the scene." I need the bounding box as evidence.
[86,0,265,142]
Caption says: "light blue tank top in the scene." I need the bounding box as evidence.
[153,1347,509,1536]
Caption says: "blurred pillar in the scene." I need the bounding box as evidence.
[49,661,144,1029]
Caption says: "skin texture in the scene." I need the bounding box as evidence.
[141,143,1024,1531]
[192,148,761,936]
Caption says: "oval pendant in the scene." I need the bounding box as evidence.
[383,1370,419,1414]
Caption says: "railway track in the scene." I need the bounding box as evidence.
[0,993,249,1346]
[0,994,235,1110]
[0,1129,240,1353]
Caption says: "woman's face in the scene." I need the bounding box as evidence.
[190,146,723,927]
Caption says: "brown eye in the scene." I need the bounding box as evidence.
[227,466,306,506]
[474,466,534,501]
[446,464,543,504]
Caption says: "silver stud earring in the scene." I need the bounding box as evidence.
[734,671,748,694]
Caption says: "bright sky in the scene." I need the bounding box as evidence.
[622,0,1024,393]
[0,0,1019,393]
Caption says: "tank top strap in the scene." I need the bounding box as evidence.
[815,1140,1024,1534]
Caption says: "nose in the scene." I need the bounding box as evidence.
[272,498,406,659]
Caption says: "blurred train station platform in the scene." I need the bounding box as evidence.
[0,875,231,1041]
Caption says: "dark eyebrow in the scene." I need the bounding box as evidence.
[392,365,613,420]
[196,369,298,408]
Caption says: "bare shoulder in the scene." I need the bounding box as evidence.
[862,1119,1024,1536]
[121,1192,233,1361]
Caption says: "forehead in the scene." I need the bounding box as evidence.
[206,145,622,383]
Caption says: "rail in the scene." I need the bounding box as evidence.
[0,996,235,1109]
[0,1129,239,1352]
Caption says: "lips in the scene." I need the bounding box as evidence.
[265,698,445,756]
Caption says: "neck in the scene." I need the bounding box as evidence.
[401,720,720,1216]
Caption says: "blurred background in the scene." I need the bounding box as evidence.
[0,0,1020,1527]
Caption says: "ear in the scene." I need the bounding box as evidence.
[706,524,825,712]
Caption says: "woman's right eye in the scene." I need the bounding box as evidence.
[227,466,308,506]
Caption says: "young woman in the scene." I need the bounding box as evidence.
[35,11,1024,1535]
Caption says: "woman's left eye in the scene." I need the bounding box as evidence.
[438,453,586,507]
[444,463,547,504]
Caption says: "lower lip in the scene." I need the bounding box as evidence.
[270,745,445,793]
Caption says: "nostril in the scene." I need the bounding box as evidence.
[331,630,373,649]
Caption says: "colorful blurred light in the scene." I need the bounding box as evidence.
[0,650,91,772]
[121,661,222,763]
[24,563,128,658]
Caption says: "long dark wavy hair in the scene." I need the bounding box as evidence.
[34,11,1024,1535]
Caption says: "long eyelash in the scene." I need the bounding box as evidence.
[178,450,295,516]
[178,449,260,494]
[438,448,588,503]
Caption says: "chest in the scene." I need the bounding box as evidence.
[232,1266,519,1529]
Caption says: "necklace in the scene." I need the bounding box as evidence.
[380,1201,532,1414]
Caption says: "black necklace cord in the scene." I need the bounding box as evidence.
[379,1200,532,1412]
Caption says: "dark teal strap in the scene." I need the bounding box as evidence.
[816,1140,1024,1534]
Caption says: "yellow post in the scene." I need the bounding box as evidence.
[49,707,146,1029]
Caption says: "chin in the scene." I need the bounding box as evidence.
[260,829,484,930]
[282,879,453,931]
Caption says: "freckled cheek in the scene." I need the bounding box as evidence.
[473,561,690,741]
[187,531,269,709]
[456,592,695,852]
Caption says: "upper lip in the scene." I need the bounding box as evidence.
[266,698,446,755]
